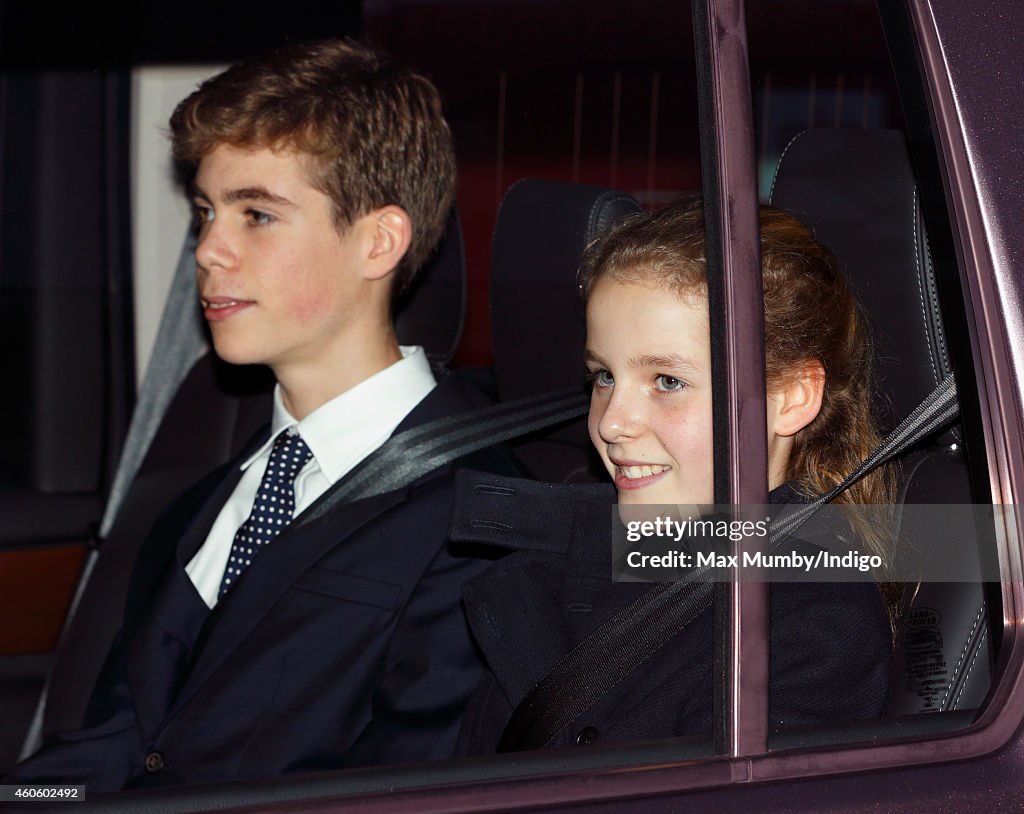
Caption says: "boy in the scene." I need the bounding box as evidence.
[9,39,506,792]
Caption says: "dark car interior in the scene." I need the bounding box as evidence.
[768,127,992,717]
[0,0,1008,810]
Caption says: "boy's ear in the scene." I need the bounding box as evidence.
[768,359,825,438]
[364,205,412,281]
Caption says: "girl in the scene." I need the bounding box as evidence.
[453,200,894,753]
[583,202,896,579]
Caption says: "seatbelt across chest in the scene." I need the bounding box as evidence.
[497,373,959,752]
[21,384,588,761]
[293,386,590,528]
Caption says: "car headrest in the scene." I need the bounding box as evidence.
[394,207,466,368]
[769,129,954,438]
[491,178,643,402]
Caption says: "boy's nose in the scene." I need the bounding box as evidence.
[195,221,237,273]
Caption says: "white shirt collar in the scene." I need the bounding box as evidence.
[240,345,436,482]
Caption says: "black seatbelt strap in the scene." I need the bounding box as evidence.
[294,387,589,528]
[771,372,958,542]
[498,373,959,752]
[22,385,586,762]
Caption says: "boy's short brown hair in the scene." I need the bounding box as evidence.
[170,38,455,291]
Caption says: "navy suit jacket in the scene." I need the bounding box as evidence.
[9,374,511,792]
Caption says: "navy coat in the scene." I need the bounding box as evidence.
[9,374,511,792]
[448,472,893,753]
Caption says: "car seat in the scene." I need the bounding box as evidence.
[489,178,643,483]
[769,128,992,715]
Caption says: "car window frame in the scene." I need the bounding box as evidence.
[77,1,1024,811]
[353,0,1024,799]
[692,0,771,758]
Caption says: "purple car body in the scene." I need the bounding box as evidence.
[21,0,1024,811]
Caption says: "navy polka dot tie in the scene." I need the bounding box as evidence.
[219,430,313,599]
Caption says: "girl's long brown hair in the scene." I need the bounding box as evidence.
[579,200,900,617]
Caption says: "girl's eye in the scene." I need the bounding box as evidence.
[655,375,685,392]
[588,369,614,389]
[246,209,276,226]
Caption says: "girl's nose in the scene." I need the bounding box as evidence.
[595,384,643,443]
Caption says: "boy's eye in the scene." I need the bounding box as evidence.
[246,209,276,226]
[193,205,214,227]
[655,375,685,392]
[589,369,614,388]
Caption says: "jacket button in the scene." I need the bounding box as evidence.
[144,751,165,773]
[576,726,599,746]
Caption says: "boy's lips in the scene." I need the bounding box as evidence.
[611,459,672,490]
[201,296,255,321]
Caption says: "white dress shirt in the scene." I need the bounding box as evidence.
[186,345,437,608]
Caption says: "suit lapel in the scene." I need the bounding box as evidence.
[165,374,477,716]
[168,485,409,715]
[125,460,247,736]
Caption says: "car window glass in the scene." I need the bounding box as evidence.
[4,1,1015,809]
[746,0,998,745]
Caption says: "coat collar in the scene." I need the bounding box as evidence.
[451,471,641,705]
[448,470,612,557]
[453,476,826,710]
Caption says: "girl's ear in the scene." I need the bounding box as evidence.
[768,359,825,438]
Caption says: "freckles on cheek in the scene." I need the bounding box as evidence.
[279,274,334,323]
[285,295,328,323]
[268,244,338,322]
[665,406,714,460]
